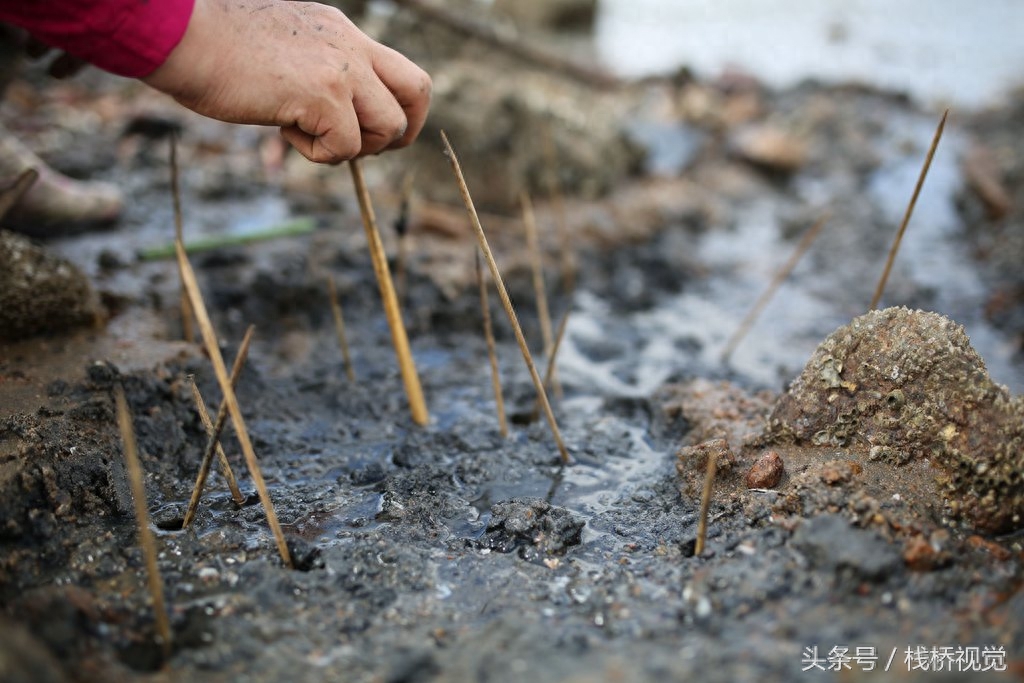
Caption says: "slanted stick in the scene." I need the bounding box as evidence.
[521,191,560,398]
[326,276,356,382]
[529,301,573,424]
[694,449,719,556]
[348,159,429,426]
[476,250,508,437]
[720,214,829,364]
[870,109,949,310]
[0,168,38,221]
[115,385,172,660]
[170,136,194,343]
[175,243,292,568]
[188,378,246,505]
[441,131,570,464]
[544,304,571,393]
[182,324,255,527]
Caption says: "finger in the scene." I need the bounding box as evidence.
[352,77,409,156]
[371,44,432,149]
[280,102,361,164]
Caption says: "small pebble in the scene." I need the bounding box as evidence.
[744,450,784,489]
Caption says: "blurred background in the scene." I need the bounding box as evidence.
[594,0,1024,108]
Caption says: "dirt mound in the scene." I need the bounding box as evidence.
[760,307,1024,533]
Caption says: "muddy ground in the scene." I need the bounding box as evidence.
[2,9,1024,683]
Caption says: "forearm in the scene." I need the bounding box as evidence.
[0,0,431,163]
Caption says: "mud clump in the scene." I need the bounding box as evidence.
[399,62,643,212]
[0,230,101,341]
[480,498,584,560]
[760,306,1024,533]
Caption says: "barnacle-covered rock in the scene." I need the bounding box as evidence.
[759,307,1024,533]
[0,230,100,341]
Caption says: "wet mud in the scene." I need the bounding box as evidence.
[2,26,1024,683]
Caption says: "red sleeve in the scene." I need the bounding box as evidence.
[0,0,196,78]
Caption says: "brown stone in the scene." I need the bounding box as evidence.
[902,535,938,571]
[731,123,808,173]
[962,143,1012,220]
[744,450,784,489]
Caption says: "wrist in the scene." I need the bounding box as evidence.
[142,0,219,104]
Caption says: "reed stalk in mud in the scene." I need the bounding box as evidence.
[182,324,255,527]
[542,122,576,293]
[0,168,38,221]
[521,191,560,397]
[189,378,246,505]
[327,276,356,383]
[694,449,719,556]
[720,214,829,363]
[870,109,949,310]
[170,136,194,343]
[442,131,571,464]
[529,301,573,424]
[176,243,293,568]
[394,170,416,302]
[115,385,172,659]
[476,250,508,437]
[349,159,429,426]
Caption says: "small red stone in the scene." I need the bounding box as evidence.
[744,450,784,489]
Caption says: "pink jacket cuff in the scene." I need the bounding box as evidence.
[0,0,196,78]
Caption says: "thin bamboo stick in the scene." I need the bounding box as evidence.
[694,450,719,556]
[541,123,576,293]
[442,131,570,464]
[175,243,292,568]
[115,385,172,659]
[182,324,255,527]
[349,159,429,426]
[521,191,560,397]
[870,109,949,310]
[720,214,829,363]
[395,170,416,302]
[0,168,38,221]
[529,301,573,424]
[327,276,356,382]
[476,250,508,437]
[188,378,246,505]
[170,136,194,343]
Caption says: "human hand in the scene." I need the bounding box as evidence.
[143,0,431,164]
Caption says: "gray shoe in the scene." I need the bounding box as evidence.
[0,126,122,237]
